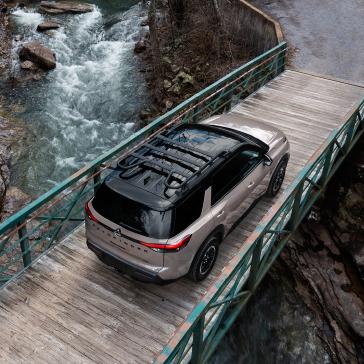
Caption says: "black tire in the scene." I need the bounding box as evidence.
[266,156,288,197]
[189,234,220,282]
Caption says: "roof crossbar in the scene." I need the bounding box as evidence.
[118,152,192,190]
[143,143,202,172]
[119,153,190,178]
[156,135,213,161]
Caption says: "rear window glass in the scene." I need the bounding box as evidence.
[92,183,172,239]
[172,188,205,236]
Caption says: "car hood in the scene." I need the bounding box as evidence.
[200,113,282,146]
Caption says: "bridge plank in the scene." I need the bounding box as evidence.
[0,69,362,363]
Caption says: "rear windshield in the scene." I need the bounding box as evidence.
[92,183,172,239]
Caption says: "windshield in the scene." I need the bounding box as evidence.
[92,183,172,239]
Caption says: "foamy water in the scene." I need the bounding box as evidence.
[9,2,149,195]
[11,9,43,27]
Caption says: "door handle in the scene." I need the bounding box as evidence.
[216,210,225,218]
[248,181,255,188]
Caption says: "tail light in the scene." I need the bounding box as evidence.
[140,235,192,253]
[85,201,98,222]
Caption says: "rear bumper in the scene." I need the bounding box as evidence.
[87,240,173,285]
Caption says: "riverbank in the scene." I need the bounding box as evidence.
[135,0,278,122]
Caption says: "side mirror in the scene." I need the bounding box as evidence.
[263,154,273,166]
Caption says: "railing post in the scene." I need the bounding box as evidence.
[277,46,286,74]
[320,143,334,185]
[93,166,101,194]
[247,237,263,290]
[17,221,32,267]
[344,118,356,153]
[191,316,205,364]
[287,180,304,231]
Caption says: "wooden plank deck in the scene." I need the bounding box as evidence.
[0,70,363,364]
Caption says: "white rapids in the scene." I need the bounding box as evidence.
[9,2,149,194]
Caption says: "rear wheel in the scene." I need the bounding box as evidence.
[189,234,220,282]
[266,156,288,197]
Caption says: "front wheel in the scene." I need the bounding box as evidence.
[266,156,288,197]
[189,235,220,282]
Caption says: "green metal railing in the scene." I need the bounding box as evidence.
[155,97,364,363]
[0,42,287,285]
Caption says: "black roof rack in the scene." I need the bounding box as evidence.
[114,123,258,199]
[117,131,230,192]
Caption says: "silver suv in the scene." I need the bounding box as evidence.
[85,114,290,283]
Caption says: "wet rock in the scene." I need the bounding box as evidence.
[134,40,147,54]
[39,1,93,14]
[19,42,56,70]
[37,21,60,32]
[14,34,22,42]
[32,73,42,81]
[140,18,149,27]
[20,60,37,71]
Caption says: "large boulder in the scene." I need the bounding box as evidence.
[37,21,60,32]
[39,1,93,14]
[19,42,56,70]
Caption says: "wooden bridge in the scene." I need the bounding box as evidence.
[0,43,363,363]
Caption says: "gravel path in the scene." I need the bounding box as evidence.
[251,0,364,83]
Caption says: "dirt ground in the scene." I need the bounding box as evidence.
[250,0,364,83]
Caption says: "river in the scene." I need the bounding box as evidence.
[6,0,149,197]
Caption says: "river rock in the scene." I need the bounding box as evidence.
[39,1,93,14]
[20,60,37,71]
[19,42,56,70]
[140,18,149,27]
[36,21,60,32]
[134,40,146,54]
